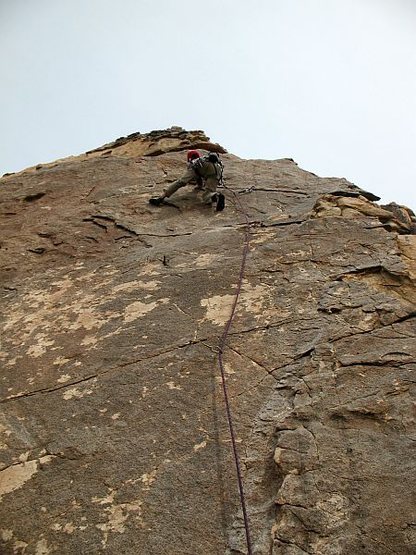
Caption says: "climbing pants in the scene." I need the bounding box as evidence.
[164,167,219,204]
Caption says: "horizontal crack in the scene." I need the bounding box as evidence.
[0,454,58,473]
[234,187,309,196]
[260,219,306,228]
[227,318,318,338]
[330,312,416,343]
[332,264,409,282]
[338,359,414,369]
[137,232,193,238]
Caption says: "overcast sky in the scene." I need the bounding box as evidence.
[1,0,415,209]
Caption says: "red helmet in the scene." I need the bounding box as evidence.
[187,150,201,162]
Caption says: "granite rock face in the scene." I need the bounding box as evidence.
[0,127,415,554]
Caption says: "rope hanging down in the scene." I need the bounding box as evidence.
[217,184,253,555]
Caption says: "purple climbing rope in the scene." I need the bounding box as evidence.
[217,185,254,555]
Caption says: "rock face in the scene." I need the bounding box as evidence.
[1,127,415,555]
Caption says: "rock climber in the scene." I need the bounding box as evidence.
[149,150,225,211]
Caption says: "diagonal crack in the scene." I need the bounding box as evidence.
[0,337,218,403]
[227,345,274,375]
[1,374,99,403]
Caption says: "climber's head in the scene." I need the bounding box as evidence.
[187,150,201,162]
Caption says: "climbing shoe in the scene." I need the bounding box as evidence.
[215,192,225,212]
[149,197,164,206]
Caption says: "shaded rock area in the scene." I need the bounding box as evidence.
[0,127,415,554]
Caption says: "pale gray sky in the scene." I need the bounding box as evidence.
[1,0,415,209]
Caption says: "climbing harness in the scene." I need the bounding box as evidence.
[191,153,224,185]
[217,182,253,555]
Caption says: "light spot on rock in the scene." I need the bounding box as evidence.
[57,374,71,383]
[251,229,276,245]
[96,501,142,547]
[53,356,70,366]
[93,489,116,505]
[26,345,47,358]
[239,282,283,320]
[200,295,235,326]
[1,529,13,541]
[113,280,160,293]
[316,493,350,528]
[51,523,62,531]
[194,253,221,268]
[166,381,182,390]
[5,357,18,367]
[18,452,30,463]
[124,298,168,323]
[0,457,53,502]
[63,387,93,400]
[193,440,207,452]
[224,363,236,375]
[68,310,106,331]
[137,280,161,290]
[111,413,121,420]
[113,281,139,293]
[138,261,160,276]
[0,421,12,451]
[125,301,157,322]
[63,522,75,534]
[14,540,29,553]
[140,469,157,487]
[35,537,52,555]
[81,335,99,347]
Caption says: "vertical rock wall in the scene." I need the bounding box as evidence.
[0,128,415,554]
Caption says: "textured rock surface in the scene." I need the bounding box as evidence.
[1,127,415,554]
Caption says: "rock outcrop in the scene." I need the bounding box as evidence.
[1,127,415,554]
